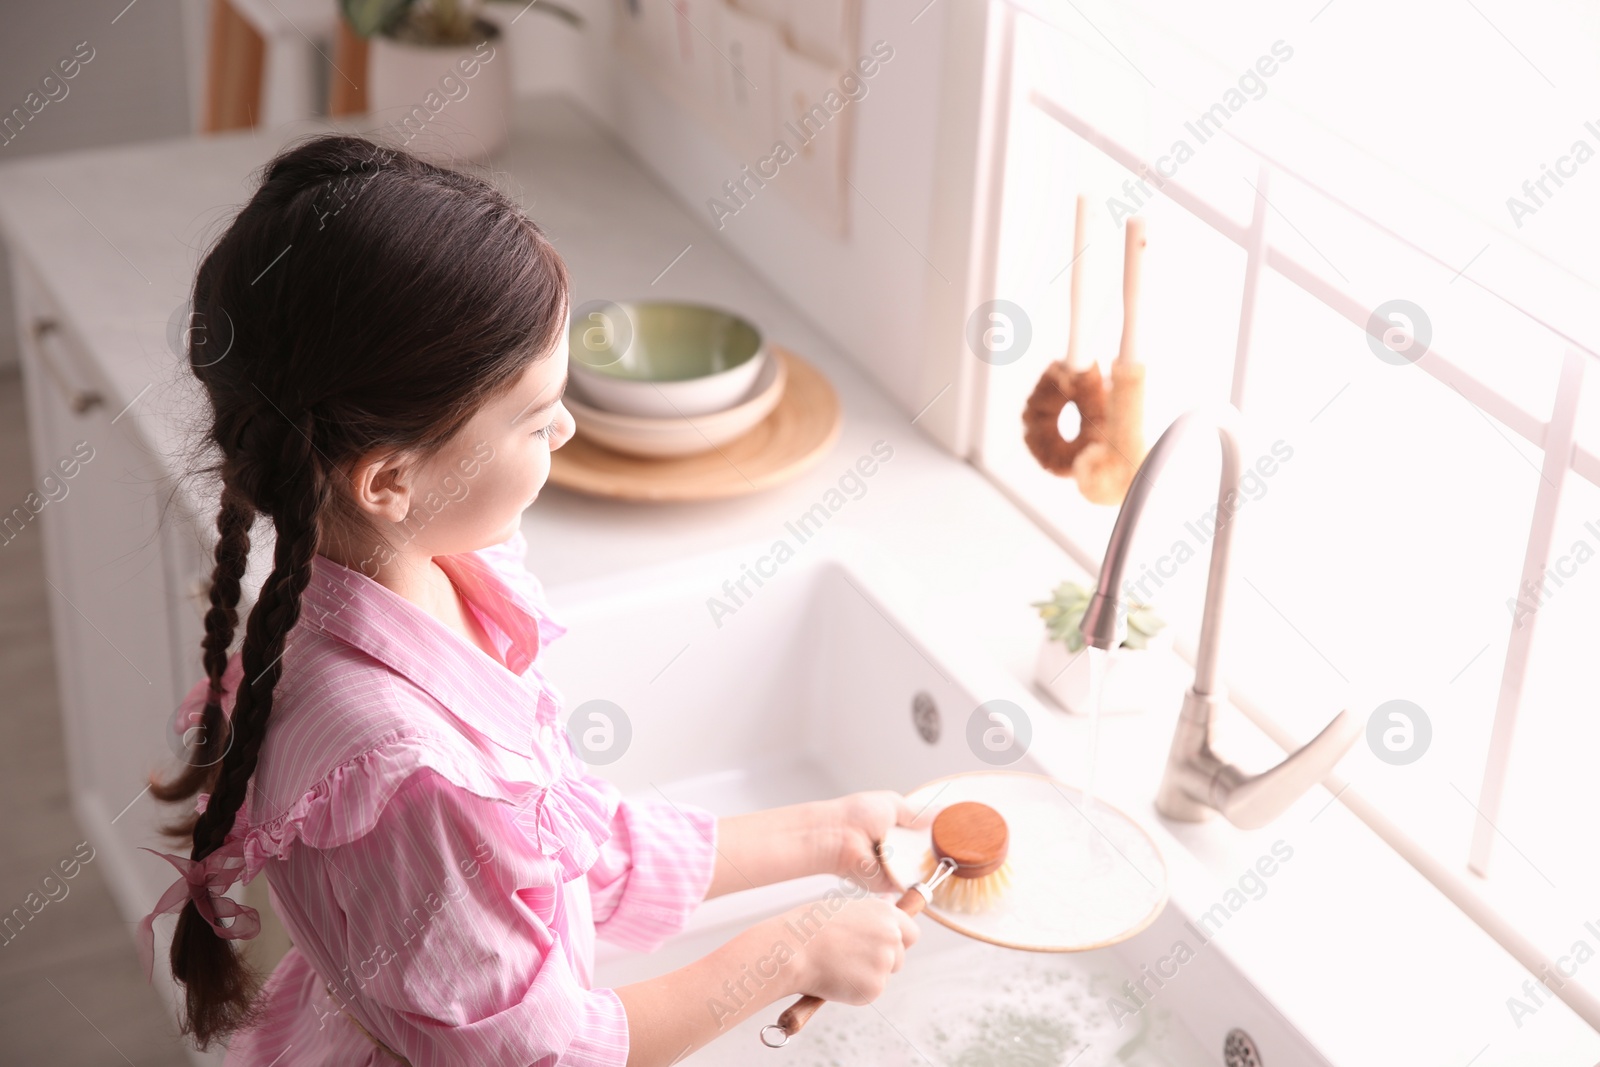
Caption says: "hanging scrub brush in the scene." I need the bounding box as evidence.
[1023,195,1108,475]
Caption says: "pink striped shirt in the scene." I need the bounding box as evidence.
[161,528,717,1066]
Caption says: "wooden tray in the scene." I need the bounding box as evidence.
[548,346,841,502]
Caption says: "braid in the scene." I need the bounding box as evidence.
[193,413,324,857]
[168,412,327,1044]
[152,485,255,816]
[202,487,254,686]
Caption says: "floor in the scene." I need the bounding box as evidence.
[0,364,191,1065]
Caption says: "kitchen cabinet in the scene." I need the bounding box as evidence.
[16,258,178,887]
[10,257,226,1064]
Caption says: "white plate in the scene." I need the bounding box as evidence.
[883,770,1168,952]
[565,352,787,459]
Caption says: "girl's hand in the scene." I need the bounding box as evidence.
[822,791,930,892]
[784,895,921,1005]
[616,893,919,1062]
[705,792,932,900]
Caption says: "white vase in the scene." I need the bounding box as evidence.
[1034,635,1183,717]
[367,20,511,164]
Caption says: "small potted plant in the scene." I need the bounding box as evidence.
[343,0,581,162]
[1032,580,1175,715]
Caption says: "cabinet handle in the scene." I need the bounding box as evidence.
[32,319,105,415]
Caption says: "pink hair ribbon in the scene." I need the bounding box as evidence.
[136,837,261,980]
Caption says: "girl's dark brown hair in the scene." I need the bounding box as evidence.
[150,134,568,1047]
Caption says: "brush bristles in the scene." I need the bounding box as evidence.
[920,851,1011,913]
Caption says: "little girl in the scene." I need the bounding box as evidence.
[143,135,920,1066]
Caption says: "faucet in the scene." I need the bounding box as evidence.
[1079,406,1360,828]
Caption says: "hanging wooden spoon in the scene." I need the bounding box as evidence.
[1072,215,1148,504]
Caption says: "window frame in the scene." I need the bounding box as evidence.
[960,0,1600,1031]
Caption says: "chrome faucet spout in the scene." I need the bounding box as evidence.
[1078,406,1359,826]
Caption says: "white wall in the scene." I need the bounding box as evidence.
[496,0,990,451]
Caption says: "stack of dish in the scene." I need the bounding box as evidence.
[566,301,786,458]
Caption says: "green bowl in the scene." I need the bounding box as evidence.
[569,301,766,417]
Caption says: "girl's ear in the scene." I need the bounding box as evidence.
[346,450,417,525]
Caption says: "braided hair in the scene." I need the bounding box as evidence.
[150,133,569,1046]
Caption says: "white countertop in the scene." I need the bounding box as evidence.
[2,95,1594,1067]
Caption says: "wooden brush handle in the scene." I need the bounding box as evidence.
[1065,195,1090,372]
[767,885,928,1044]
[772,995,826,1040]
[1116,216,1146,368]
[896,883,930,917]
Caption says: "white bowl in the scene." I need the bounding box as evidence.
[566,353,787,458]
[568,301,766,418]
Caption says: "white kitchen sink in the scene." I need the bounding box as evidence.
[542,533,1329,1066]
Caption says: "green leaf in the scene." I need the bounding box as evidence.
[1126,607,1165,635]
[341,0,413,36]
[485,0,585,26]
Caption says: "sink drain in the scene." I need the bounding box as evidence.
[911,691,940,744]
[1223,1028,1262,1067]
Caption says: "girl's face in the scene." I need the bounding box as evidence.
[343,334,575,564]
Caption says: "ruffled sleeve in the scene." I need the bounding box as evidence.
[226,733,623,889]
[307,768,630,1067]
[226,727,715,946]
[583,773,718,953]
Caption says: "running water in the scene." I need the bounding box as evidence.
[1080,645,1110,822]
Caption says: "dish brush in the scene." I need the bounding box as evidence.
[919,800,1013,913]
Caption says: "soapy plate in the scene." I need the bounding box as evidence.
[882,770,1169,952]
